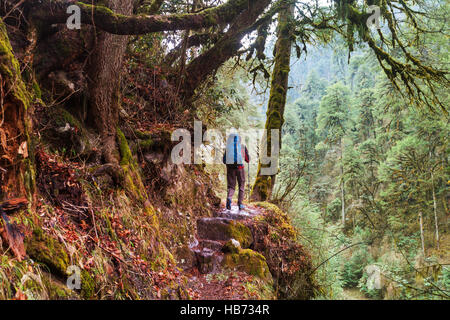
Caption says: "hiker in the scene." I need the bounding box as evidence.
[222,133,249,211]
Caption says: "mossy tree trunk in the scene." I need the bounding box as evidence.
[430,170,439,250]
[340,137,345,225]
[0,20,35,202]
[251,4,294,202]
[87,0,133,167]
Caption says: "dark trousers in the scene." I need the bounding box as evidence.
[226,166,245,205]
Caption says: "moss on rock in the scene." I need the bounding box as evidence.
[25,228,70,278]
[0,21,30,110]
[38,273,79,300]
[80,269,96,299]
[117,128,147,201]
[222,239,240,254]
[197,218,253,248]
[253,202,296,239]
[226,220,253,248]
[222,248,272,282]
[250,202,317,299]
[43,106,92,155]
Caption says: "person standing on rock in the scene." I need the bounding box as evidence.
[222,133,249,211]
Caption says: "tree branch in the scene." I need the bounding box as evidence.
[24,0,253,35]
[182,0,285,98]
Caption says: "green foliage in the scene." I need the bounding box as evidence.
[273,24,449,299]
[316,82,351,144]
[341,228,373,288]
[325,198,341,221]
[290,199,345,299]
[358,271,383,299]
[436,267,450,294]
[195,62,262,129]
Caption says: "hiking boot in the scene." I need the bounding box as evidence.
[226,198,232,210]
[238,204,245,211]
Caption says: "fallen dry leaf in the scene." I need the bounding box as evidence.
[18,141,28,158]
[13,289,27,300]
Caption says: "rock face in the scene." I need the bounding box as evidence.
[194,248,224,274]
[176,208,264,278]
[188,216,255,274]
[198,239,223,251]
[175,245,197,270]
[178,203,314,300]
[365,265,383,290]
[222,248,272,283]
[183,207,273,283]
[197,217,253,248]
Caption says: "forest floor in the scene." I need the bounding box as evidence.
[186,270,261,300]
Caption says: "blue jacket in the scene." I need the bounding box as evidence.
[223,145,249,169]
